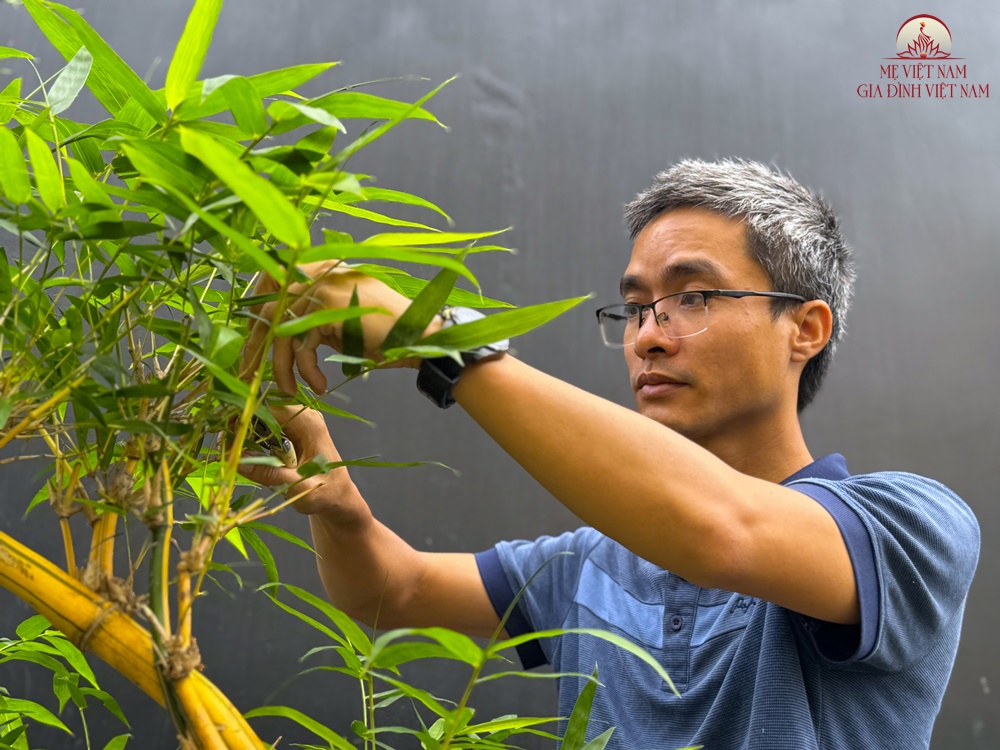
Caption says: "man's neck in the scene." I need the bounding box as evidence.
[700,411,815,484]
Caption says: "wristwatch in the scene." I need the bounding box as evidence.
[416,306,509,408]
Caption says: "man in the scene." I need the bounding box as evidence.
[236,159,979,749]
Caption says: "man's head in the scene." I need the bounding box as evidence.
[618,158,855,441]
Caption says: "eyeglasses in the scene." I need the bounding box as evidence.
[595,290,809,349]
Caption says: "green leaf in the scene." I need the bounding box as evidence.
[272,305,389,338]
[239,527,278,584]
[65,157,114,207]
[311,91,441,124]
[581,727,616,750]
[45,2,167,123]
[268,100,345,132]
[420,296,590,349]
[102,734,131,750]
[223,526,249,559]
[154,181,287,283]
[381,248,468,352]
[464,715,560,735]
[0,47,34,61]
[341,186,451,222]
[279,584,372,656]
[219,76,267,138]
[490,627,678,696]
[24,129,64,211]
[335,77,454,163]
[0,698,70,733]
[47,45,92,115]
[43,635,98,688]
[0,78,22,125]
[0,127,31,204]
[244,522,315,554]
[341,285,364,377]
[243,706,354,750]
[304,196,439,231]
[179,126,310,248]
[78,687,129,727]
[562,667,599,750]
[14,615,50,641]
[165,0,223,110]
[363,230,508,247]
[297,245,478,285]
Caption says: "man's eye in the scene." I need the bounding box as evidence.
[623,304,643,317]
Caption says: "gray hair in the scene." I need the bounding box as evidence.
[624,158,856,412]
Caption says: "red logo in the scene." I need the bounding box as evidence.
[895,15,952,59]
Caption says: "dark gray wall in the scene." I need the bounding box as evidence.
[2,1,997,748]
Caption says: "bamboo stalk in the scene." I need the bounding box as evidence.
[60,517,76,577]
[174,676,228,750]
[0,530,268,747]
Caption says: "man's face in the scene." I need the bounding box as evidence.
[621,206,799,445]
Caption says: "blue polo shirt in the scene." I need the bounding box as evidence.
[475,454,980,749]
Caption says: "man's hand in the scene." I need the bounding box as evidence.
[235,403,361,519]
[240,261,442,395]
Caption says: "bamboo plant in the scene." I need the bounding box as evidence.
[0,1,679,748]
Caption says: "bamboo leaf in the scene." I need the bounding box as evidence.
[65,157,114,207]
[0,698,70,733]
[41,636,97,688]
[347,186,451,222]
[165,0,223,110]
[363,229,508,247]
[489,627,678,695]
[24,129,64,211]
[381,248,467,351]
[45,2,167,123]
[278,583,372,656]
[304,196,439,231]
[47,45,92,115]
[243,706,355,749]
[219,76,267,138]
[268,100,345,132]
[562,667,599,750]
[244,521,315,554]
[581,727,616,750]
[0,78,22,125]
[14,615,50,641]
[272,306,389,338]
[0,47,34,61]
[419,296,590,349]
[297,244,478,285]
[102,734,131,750]
[179,126,311,248]
[0,128,31,204]
[311,91,441,124]
[239,526,278,584]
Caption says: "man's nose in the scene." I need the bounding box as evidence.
[631,314,681,358]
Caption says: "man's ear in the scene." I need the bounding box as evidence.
[789,300,833,363]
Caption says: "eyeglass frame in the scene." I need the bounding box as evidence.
[595,289,810,347]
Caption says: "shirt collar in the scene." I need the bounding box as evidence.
[781,453,850,484]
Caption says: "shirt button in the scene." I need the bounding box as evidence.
[670,615,684,632]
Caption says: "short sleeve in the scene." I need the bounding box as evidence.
[475,527,604,668]
[789,473,980,672]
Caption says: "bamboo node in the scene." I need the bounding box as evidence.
[165,635,203,681]
[178,547,207,575]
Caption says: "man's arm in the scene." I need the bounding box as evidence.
[452,355,860,625]
[233,405,504,638]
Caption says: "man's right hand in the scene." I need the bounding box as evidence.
[234,403,360,520]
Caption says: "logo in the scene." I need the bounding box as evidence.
[895,15,951,59]
[856,14,989,99]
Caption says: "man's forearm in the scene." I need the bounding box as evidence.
[306,486,426,627]
[451,355,751,586]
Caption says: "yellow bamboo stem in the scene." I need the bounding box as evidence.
[178,568,192,647]
[0,530,268,747]
[100,512,118,575]
[60,517,76,577]
[174,676,228,750]
[193,674,270,750]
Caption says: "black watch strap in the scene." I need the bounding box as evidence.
[416,307,509,408]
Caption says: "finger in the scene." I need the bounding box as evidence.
[236,454,299,488]
[272,334,298,395]
[240,318,271,381]
[248,272,280,317]
[293,327,327,395]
